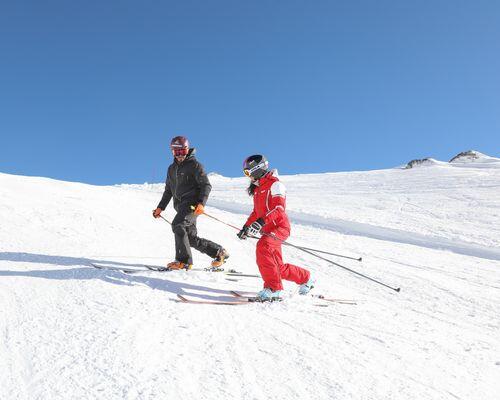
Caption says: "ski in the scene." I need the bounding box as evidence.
[90,263,145,274]
[90,263,241,281]
[230,290,256,299]
[176,294,248,305]
[224,272,261,278]
[230,291,356,305]
[91,263,231,274]
[145,265,223,273]
[144,265,171,272]
[311,294,357,304]
[230,290,284,303]
[144,264,250,276]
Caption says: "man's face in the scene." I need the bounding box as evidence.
[172,148,188,162]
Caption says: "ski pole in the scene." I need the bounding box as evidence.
[263,232,400,292]
[201,210,362,261]
[156,214,172,225]
[199,210,398,291]
[282,244,362,262]
[160,215,172,225]
[199,209,241,231]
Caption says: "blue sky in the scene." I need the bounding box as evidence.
[1,0,499,184]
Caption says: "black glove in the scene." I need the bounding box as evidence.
[237,225,249,240]
[248,218,265,236]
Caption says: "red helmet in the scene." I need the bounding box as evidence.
[170,136,189,149]
[170,136,189,157]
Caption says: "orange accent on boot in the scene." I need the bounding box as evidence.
[211,249,229,267]
[167,261,191,270]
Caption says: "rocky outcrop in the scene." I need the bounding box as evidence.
[449,150,481,163]
[404,158,436,169]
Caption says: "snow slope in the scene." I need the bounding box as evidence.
[1,158,499,400]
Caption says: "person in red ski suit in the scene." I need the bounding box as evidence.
[237,155,313,300]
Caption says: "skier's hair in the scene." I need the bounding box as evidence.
[247,182,257,196]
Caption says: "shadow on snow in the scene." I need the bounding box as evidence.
[0,252,240,302]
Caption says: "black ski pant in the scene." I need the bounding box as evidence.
[171,205,221,265]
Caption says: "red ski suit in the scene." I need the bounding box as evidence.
[245,170,310,291]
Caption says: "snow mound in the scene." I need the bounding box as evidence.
[449,150,499,164]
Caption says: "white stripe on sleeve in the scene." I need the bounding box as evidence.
[270,181,286,197]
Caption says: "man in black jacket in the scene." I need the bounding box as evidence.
[153,136,228,270]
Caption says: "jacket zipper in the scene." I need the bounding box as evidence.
[173,163,179,200]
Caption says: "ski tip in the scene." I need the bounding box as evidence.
[358,257,363,262]
[395,287,401,292]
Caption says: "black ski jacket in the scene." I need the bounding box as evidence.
[157,148,212,210]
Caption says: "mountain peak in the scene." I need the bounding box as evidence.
[449,150,487,163]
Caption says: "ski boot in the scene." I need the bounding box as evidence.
[210,248,230,268]
[298,276,316,295]
[166,261,193,271]
[248,288,283,302]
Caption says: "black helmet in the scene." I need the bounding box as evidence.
[243,154,269,179]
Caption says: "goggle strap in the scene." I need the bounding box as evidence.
[244,161,267,176]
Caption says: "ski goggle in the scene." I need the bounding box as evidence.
[243,161,266,177]
[172,148,189,157]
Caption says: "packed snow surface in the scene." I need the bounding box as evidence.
[1,157,499,400]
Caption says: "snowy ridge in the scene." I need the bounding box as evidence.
[1,158,500,400]
[205,198,500,261]
[405,150,500,169]
[449,150,500,165]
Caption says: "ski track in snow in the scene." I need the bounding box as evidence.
[1,160,500,400]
